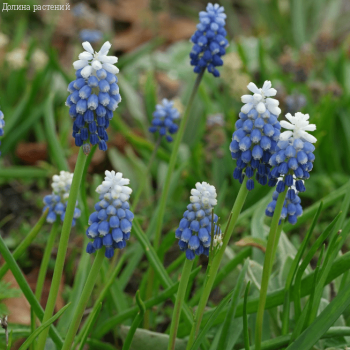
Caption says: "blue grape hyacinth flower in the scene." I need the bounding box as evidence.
[79,29,103,43]
[175,182,222,260]
[268,112,316,191]
[43,171,81,226]
[0,110,4,156]
[67,41,121,153]
[267,112,316,224]
[190,3,228,77]
[230,81,282,191]
[149,99,180,142]
[86,171,134,259]
[266,177,303,225]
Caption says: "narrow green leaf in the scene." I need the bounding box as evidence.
[18,303,70,350]
[122,291,146,350]
[132,219,194,326]
[3,89,30,135]
[1,105,43,155]
[0,209,48,279]
[237,327,350,350]
[291,0,306,46]
[0,167,49,179]
[243,282,251,350]
[86,338,118,350]
[94,266,201,339]
[219,259,249,349]
[286,280,350,350]
[77,302,102,350]
[192,260,248,350]
[190,248,251,307]
[284,182,348,231]
[199,251,350,327]
[6,330,13,350]
[293,212,341,320]
[0,235,63,347]
[44,93,69,171]
[281,202,323,334]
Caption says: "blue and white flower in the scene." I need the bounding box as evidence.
[230,81,281,191]
[241,81,281,116]
[67,41,121,152]
[265,176,303,225]
[190,3,228,77]
[149,99,180,142]
[279,112,317,143]
[0,110,4,156]
[86,171,134,259]
[268,112,316,192]
[43,171,81,225]
[267,112,317,224]
[175,182,221,260]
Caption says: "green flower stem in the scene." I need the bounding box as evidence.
[30,219,60,337]
[271,222,284,273]
[144,70,204,328]
[0,208,48,280]
[168,259,194,350]
[62,248,105,350]
[255,187,288,350]
[35,220,60,305]
[131,137,161,212]
[72,253,127,348]
[154,69,204,251]
[80,144,97,225]
[122,291,146,350]
[36,147,87,350]
[186,178,249,349]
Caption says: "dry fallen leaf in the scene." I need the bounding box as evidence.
[15,142,47,165]
[235,237,267,252]
[2,271,30,325]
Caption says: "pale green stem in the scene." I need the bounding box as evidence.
[62,248,105,350]
[186,178,249,349]
[144,69,204,328]
[153,69,205,251]
[72,253,126,348]
[168,259,194,350]
[36,148,87,350]
[255,188,288,350]
[30,220,60,340]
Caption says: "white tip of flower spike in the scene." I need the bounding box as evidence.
[280,112,317,143]
[190,182,217,209]
[73,41,119,78]
[241,80,280,116]
[51,171,73,195]
[96,170,132,201]
[213,232,223,248]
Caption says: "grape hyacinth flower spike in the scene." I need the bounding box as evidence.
[267,112,316,224]
[266,176,303,225]
[43,171,81,225]
[149,99,180,142]
[175,182,222,260]
[67,41,121,153]
[190,3,228,77]
[230,81,282,191]
[0,109,4,156]
[86,171,134,259]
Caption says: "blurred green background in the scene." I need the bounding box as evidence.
[0,0,350,348]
